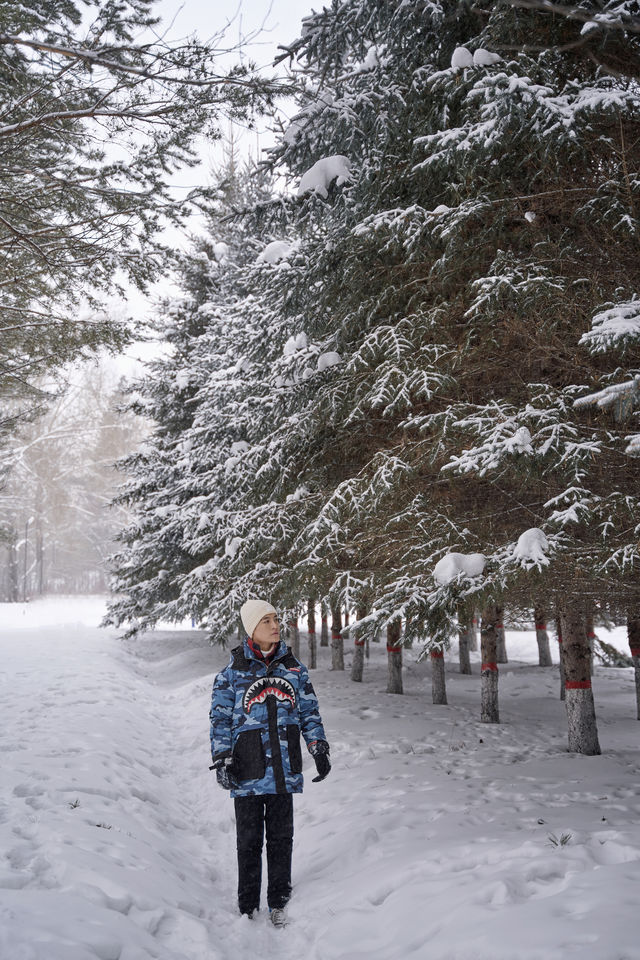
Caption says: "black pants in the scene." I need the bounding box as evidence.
[234,793,293,915]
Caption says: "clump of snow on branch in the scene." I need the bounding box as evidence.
[443,418,534,476]
[230,441,249,455]
[450,47,501,71]
[317,351,342,372]
[433,552,486,586]
[513,528,550,568]
[450,47,473,71]
[357,46,379,72]
[257,240,293,264]
[473,48,502,67]
[213,242,229,262]
[579,299,640,354]
[225,537,242,559]
[625,435,640,455]
[574,376,640,411]
[504,426,533,454]
[283,332,308,356]
[297,156,352,199]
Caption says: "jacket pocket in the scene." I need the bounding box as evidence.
[286,724,303,775]
[233,729,266,781]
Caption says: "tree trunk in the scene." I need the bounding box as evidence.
[627,614,640,720]
[320,605,329,647]
[534,607,553,666]
[457,605,472,674]
[36,523,44,596]
[307,599,317,669]
[8,527,19,602]
[289,617,300,658]
[556,612,566,700]
[351,604,367,682]
[495,605,508,663]
[585,605,596,675]
[468,612,479,651]
[331,605,344,670]
[431,649,447,704]
[386,620,403,694]
[480,602,500,723]
[559,599,601,755]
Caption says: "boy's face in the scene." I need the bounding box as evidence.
[252,612,280,650]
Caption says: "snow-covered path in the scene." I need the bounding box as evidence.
[1,598,640,960]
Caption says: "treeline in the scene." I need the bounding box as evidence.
[0,363,147,600]
[105,1,640,755]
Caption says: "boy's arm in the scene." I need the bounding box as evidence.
[298,664,328,751]
[209,666,235,764]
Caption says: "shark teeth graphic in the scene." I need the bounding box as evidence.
[243,676,296,713]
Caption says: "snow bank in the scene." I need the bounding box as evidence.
[2,598,639,960]
[297,156,352,199]
[434,551,486,585]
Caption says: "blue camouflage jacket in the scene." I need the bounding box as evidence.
[209,638,327,798]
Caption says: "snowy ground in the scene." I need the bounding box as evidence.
[1,597,639,960]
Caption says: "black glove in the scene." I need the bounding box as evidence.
[309,740,331,782]
[210,756,238,791]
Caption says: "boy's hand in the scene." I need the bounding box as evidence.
[309,740,331,782]
[210,756,239,791]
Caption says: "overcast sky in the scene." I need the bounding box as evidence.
[155,0,317,68]
[112,0,320,371]
[152,0,318,171]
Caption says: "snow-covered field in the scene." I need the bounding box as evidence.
[1,597,639,960]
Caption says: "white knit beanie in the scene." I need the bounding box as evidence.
[240,598,277,639]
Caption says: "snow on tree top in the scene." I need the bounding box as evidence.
[433,552,486,585]
[297,156,352,200]
[513,528,550,568]
[257,240,293,264]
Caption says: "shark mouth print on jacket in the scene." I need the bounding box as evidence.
[243,676,296,713]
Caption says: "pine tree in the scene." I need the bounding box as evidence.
[0,0,280,424]
[105,157,277,636]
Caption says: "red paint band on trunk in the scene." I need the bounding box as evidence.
[535,623,546,630]
[630,648,640,657]
[387,645,402,653]
[331,632,341,640]
[481,662,498,672]
[308,629,316,634]
[354,639,365,647]
[430,650,444,659]
[496,623,504,629]
[565,680,592,689]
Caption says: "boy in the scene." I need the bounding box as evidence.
[209,598,331,927]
